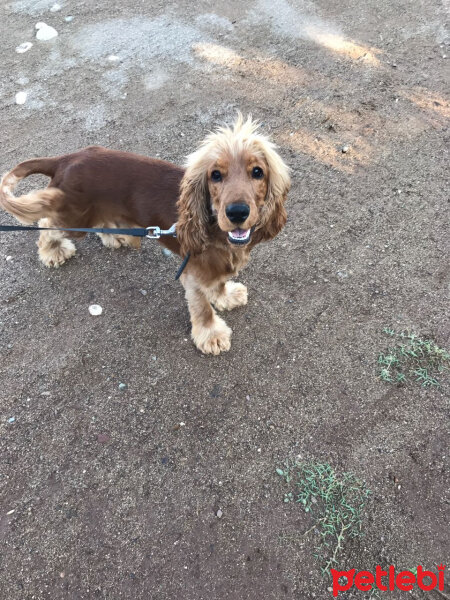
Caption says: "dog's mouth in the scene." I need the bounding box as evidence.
[227,227,253,245]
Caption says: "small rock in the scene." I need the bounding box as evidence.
[118,383,127,391]
[35,23,58,41]
[6,509,15,515]
[139,289,147,296]
[64,16,74,22]
[16,42,33,54]
[15,92,27,105]
[8,417,15,424]
[41,391,51,396]
[6,255,13,261]
[162,248,172,257]
[89,304,102,316]
[337,270,348,279]
[216,509,223,518]
[341,145,350,153]
[107,55,121,63]
[50,3,62,12]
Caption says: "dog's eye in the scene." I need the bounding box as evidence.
[211,170,222,182]
[252,167,264,179]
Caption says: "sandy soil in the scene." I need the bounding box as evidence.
[0,1,449,598]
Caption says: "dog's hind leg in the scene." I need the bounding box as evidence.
[37,218,76,268]
[98,227,141,250]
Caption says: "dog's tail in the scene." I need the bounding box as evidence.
[0,157,63,225]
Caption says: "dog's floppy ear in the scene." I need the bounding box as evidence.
[253,138,290,243]
[176,167,209,257]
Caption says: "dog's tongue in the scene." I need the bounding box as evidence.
[231,228,248,238]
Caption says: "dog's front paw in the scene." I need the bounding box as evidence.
[214,282,248,311]
[192,316,232,355]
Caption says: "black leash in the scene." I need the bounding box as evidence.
[174,252,190,280]
[0,224,150,236]
[0,222,191,279]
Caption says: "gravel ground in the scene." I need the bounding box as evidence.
[0,1,449,599]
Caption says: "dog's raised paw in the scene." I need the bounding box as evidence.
[214,282,248,311]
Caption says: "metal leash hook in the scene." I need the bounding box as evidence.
[146,224,177,239]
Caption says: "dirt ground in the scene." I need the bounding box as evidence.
[0,1,449,599]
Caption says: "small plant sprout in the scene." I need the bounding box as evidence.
[378,328,449,387]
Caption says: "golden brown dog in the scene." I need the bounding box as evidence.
[0,115,290,354]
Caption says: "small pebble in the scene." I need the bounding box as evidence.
[6,509,15,515]
[139,289,147,296]
[216,509,223,518]
[41,391,51,396]
[107,55,121,63]
[35,23,58,41]
[118,383,127,391]
[6,255,13,261]
[341,145,350,153]
[89,304,102,316]
[16,42,33,54]
[50,3,62,12]
[64,16,74,22]
[15,92,27,105]
[162,248,172,257]
[8,417,15,424]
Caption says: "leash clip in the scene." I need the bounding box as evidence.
[146,224,177,239]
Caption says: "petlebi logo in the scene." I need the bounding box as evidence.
[331,564,445,596]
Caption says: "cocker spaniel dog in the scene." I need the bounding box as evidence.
[0,115,290,354]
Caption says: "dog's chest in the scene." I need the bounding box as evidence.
[226,249,250,276]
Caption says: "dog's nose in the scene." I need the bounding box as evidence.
[225,203,250,224]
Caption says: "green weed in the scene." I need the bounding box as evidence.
[276,461,370,576]
[378,328,449,387]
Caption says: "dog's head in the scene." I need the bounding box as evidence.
[176,114,291,256]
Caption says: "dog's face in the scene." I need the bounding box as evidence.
[176,115,290,256]
[207,151,268,246]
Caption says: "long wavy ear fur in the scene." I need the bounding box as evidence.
[252,132,291,243]
[176,168,209,257]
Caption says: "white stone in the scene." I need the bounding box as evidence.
[50,3,62,12]
[89,304,103,316]
[16,42,33,54]
[35,23,58,41]
[15,92,27,105]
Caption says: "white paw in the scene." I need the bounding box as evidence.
[192,316,232,355]
[38,238,76,268]
[214,282,248,311]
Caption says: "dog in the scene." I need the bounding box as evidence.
[0,115,290,354]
